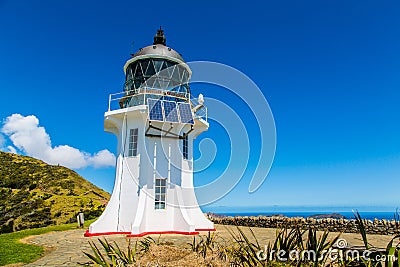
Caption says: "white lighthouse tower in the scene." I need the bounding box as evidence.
[85,29,214,237]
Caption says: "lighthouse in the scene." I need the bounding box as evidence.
[85,29,215,237]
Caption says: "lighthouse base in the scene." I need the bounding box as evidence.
[85,184,215,237]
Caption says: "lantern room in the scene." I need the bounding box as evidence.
[120,28,192,108]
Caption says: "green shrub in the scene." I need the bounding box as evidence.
[80,238,138,266]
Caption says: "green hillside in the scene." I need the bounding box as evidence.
[0,151,110,233]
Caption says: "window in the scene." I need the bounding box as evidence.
[183,135,188,160]
[155,178,166,209]
[128,128,138,157]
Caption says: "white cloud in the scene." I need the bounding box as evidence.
[89,150,117,168]
[6,146,17,154]
[0,134,5,150]
[1,114,115,169]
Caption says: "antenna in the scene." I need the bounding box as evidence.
[130,41,135,56]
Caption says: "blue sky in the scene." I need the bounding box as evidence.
[0,0,399,211]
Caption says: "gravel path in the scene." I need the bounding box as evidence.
[21,225,395,266]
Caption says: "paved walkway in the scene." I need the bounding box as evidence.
[21,225,394,266]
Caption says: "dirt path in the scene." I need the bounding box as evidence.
[21,225,394,266]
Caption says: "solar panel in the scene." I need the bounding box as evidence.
[163,101,179,123]
[148,99,164,121]
[178,103,194,124]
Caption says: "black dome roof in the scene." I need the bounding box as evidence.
[131,28,184,62]
[132,44,184,62]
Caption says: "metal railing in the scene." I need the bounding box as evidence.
[107,88,207,122]
[190,96,207,122]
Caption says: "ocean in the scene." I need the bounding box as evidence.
[216,211,398,220]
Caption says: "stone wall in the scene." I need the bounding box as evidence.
[210,216,400,235]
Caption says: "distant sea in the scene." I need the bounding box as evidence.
[216,211,397,221]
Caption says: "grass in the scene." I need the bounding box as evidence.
[0,219,95,266]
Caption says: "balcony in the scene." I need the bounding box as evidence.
[107,88,207,123]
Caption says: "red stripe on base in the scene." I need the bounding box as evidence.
[84,230,131,237]
[84,228,217,237]
[127,230,199,237]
